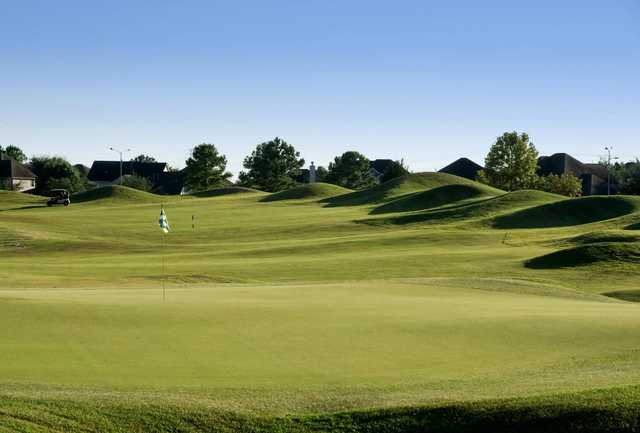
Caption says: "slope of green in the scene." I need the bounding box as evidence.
[526,242,640,269]
[561,230,640,246]
[494,196,640,229]
[368,190,561,225]
[371,183,501,214]
[191,186,263,197]
[628,221,640,230]
[261,182,352,202]
[322,172,489,206]
[71,185,163,204]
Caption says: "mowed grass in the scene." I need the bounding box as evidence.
[1,176,640,431]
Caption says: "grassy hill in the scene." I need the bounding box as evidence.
[191,186,264,197]
[494,196,640,229]
[1,181,640,431]
[72,185,164,204]
[0,189,45,210]
[262,182,352,202]
[322,172,487,206]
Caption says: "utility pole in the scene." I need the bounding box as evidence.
[109,147,131,185]
[604,146,619,196]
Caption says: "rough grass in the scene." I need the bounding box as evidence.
[494,196,640,229]
[4,385,640,433]
[322,172,490,206]
[71,185,163,204]
[261,183,352,202]
[191,186,263,197]
[526,242,640,269]
[370,183,500,214]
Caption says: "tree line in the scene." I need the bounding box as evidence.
[2,133,639,197]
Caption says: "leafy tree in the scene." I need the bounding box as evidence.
[131,154,157,163]
[120,174,151,191]
[325,151,376,190]
[315,165,328,182]
[380,159,410,183]
[0,145,27,163]
[612,160,640,195]
[238,137,304,192]
[536,173,582,197]
[184,143,232,191]
[477,132,539,191]
[29,156,87,194]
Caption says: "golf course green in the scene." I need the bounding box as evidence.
[2,173,640,432]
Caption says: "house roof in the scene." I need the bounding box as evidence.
[88,160,167,182]
[439,157,484,180]
[537,153,607,180]
[0,153,36,179]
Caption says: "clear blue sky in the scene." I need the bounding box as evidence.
[1,0,638,175]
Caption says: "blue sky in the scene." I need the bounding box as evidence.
[1,0,638,175]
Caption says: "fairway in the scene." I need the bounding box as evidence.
[2,175,640,430]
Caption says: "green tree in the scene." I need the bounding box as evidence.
[477,132,539,191]
[325,151,376,190]
[184,143,232,191]
[131,154,157,163]
[536,173,582,197]
[315,165,328,182]
[380,159,410,183]
[0,145,27,163]
[612,160,640,195]
[29,156,87,194]
[238,137,304,192]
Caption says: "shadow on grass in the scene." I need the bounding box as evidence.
[604,290,640,302]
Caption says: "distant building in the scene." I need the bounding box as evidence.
[88,160,168,188]
[537,153,608,196]
[0,153,36,192]
[439,157,484,180]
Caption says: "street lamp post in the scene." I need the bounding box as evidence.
[109,147,131,185]
[604,146,619,197]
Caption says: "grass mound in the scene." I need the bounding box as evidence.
[192,186,262,197]
[628,222,640,230]
[323,172,492,207]
[72,185,161,204]
[262,183,352,202]
[526,242,640,269]
[494,196,640,229]
[563,231,640,246]
[0,190,45,210]
[369,190,560,225]
[371,183,499,214]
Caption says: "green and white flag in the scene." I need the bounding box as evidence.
[159,206,170,233]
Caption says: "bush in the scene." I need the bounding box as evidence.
[536,173,582,197]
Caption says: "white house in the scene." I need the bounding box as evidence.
[0,153,36,192]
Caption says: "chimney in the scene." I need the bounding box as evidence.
[309,162,316,183]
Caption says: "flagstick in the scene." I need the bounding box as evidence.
[162,230,166,301]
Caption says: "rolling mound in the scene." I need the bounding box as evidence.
[526,242,640,269]
[367,190,560,225]
[371,183,499,214]
[192,186,263,197]
[72,186,162,204]
[261,183,352,202]
[322,172,497,207]
[0,190,45,210]
[494,196,640,229]
[562,231,640,246]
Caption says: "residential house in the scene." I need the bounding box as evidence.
[0,153,36,192]
[537,153,608,196]
[439,157,484,180]
[369,159,395,182]
[88,160,168,188]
